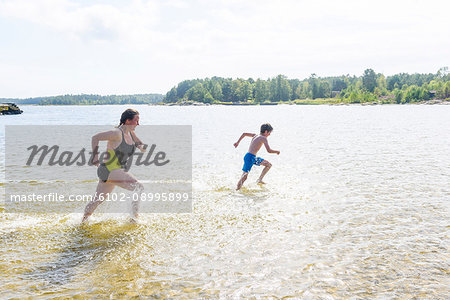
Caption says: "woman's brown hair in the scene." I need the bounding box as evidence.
[119,108,139,126]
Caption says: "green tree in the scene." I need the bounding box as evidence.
[186,83,213,103]
[301,81,311,99]
[177,80,201,98]
[362,69,377,92]
[444,81,450,98]
[387,74,400,90]
[393,89,403,103]
[377,74,387,90]
[332,77,347,92]
[221,80,233,101]
[318,81,331,98]
[289,79,301,100]
[308,74,319,99]
[279,75,291,101]
[238,81,253,102]
[255,79,269,103]
[230,79,243,102]
[210,82,223,101]
[403,85,429,102]
[268,75,291,102]
[164,87,178,103]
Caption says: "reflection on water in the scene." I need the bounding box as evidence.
[25,223,139,286]
[1,105,449,298]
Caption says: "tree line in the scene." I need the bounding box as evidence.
[163,68,450,104]
[2,94,164,105]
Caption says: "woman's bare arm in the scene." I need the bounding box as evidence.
[91,130,121,165]
[130,131,146,152]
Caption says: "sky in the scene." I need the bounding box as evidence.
[0,0,449,98]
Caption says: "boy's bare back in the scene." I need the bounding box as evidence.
[248,135,268,155]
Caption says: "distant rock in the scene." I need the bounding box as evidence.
[1,103,23,115]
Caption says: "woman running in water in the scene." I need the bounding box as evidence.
[82,109,146,223]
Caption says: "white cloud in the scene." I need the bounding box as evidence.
[0,0,160,42]
[0,0,449,97]
[1,0,448,54]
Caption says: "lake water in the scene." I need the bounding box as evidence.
[0,105,449,298]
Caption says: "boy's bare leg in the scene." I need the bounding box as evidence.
[236,172,248,190]
[257,160,272,184]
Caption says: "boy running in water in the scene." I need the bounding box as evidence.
[234,123,280,190]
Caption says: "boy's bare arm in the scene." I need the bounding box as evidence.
[263,138,280,154]
[234,132,256,148]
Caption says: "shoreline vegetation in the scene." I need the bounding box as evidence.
[1,94,164,106]
[2,68,449,106]
[163,68,450,106]
[161,98,450,106]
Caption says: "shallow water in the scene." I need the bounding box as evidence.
[1,105,449,298]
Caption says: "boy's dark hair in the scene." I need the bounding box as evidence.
[260,123,273,134]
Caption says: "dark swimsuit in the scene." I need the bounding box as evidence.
[97,128,136,182]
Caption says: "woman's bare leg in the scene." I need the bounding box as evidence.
[107,170,144,221]
[82,181,115,223]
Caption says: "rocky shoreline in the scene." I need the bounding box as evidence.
[158,99,450,106]
[0,103,23,114]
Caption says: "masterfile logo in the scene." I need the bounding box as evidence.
[4,125,192,214]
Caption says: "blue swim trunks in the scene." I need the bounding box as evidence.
[242,152,264,173]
